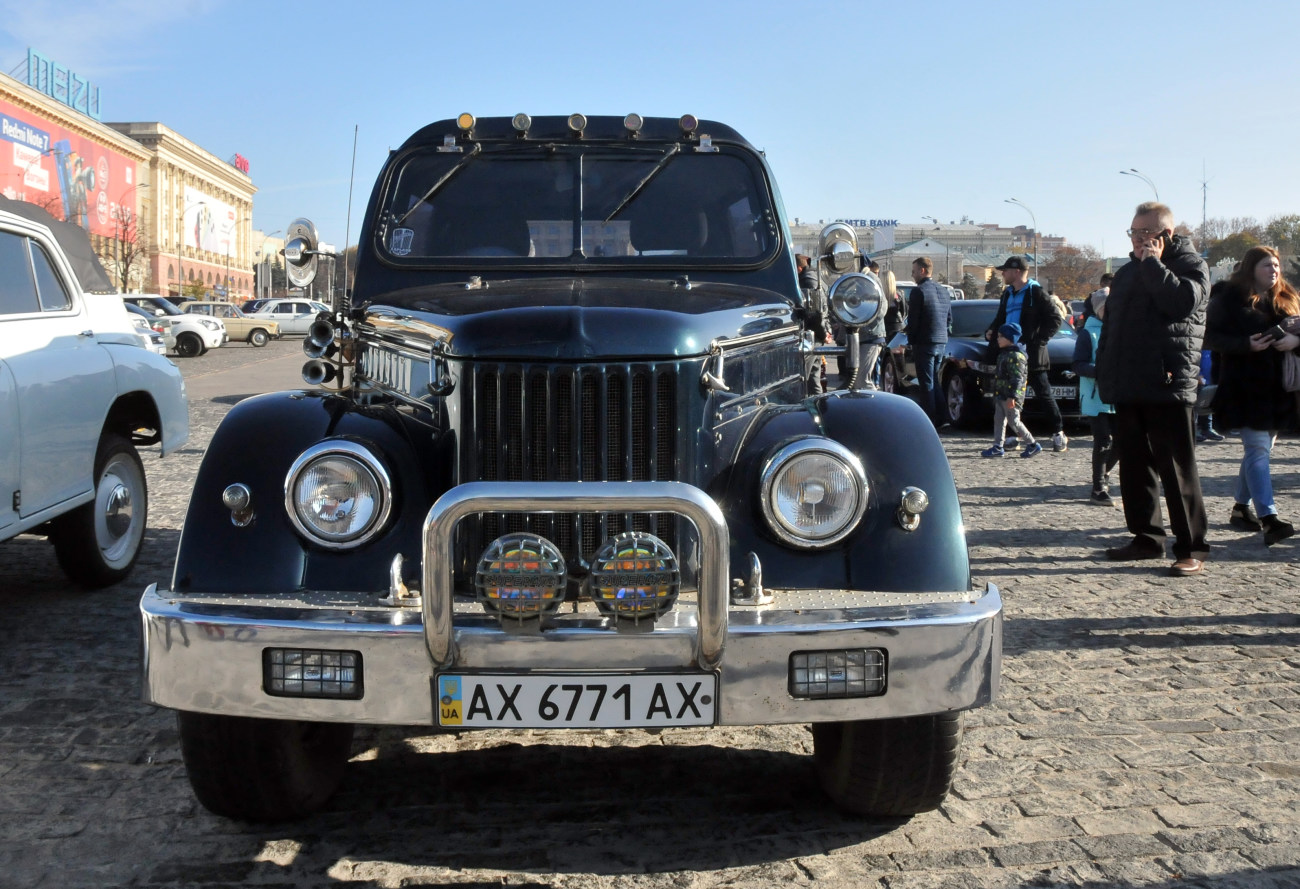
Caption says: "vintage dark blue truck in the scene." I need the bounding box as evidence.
[140,114,1001,821]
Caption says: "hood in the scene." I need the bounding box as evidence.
[365,277,795,360]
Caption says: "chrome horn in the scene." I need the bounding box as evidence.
[304,318,336,359]
[302,359,337,386]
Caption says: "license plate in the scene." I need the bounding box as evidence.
[435,673,718,728]
[1028,385,1077,400]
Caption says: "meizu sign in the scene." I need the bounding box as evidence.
[25,48,102,121]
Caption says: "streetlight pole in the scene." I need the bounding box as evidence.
[257,229,282,301]
[1119,168,1159,200]
[1004,198,1039,280]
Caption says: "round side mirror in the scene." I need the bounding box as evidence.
[817,222,859,274]
[828,272,885,328]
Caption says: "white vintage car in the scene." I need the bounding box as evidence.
[0,208,189,587]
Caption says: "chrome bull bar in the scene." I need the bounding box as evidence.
[422,481,730,670]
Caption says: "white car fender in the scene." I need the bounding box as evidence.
[103,343,190,456]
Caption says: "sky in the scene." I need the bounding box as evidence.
[3,0,1296,258]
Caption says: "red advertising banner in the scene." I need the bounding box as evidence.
[0,98,138,238]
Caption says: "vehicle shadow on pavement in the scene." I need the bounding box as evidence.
[279,735,909,874]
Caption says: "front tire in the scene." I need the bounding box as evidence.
[812,713,963,817]
[943,370,981,427]
[175,332,203,358]
[249,328,269,347]
[178,712,354,821]
[50,433,147,588]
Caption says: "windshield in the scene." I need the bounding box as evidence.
[378,144,777,265]
[950,302,997,337]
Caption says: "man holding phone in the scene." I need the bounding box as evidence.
[1095,202,1211,576]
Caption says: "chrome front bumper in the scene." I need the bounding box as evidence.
[141,482,1001,726]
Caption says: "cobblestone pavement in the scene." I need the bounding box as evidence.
[2,339,1298,888]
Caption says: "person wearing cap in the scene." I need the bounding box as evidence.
[984,255,1069,452]
[1073,289,1118,504]
[982,322,1039,458]
[906,256,951,426]
[1095,201,1210,577]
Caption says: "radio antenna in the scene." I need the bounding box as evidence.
[341,124,359,314]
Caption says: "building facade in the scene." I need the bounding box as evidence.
[1,65,256,299]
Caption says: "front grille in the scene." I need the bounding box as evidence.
[458,362,680,581]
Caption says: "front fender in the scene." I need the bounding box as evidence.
[171,390,449,595]
[716,389,969,593]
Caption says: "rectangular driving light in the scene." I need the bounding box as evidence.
[263,648,363,700]
[789,649,886,699]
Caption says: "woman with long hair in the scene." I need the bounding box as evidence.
[1205,245,1300,545]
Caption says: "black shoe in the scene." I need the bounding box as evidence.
[1229,503,1263,532]
[1262,515,1295,547]
[1105,541,1164,561]
[1089,490,1116,507]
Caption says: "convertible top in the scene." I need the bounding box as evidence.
[0,196,116,293]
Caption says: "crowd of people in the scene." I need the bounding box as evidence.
[801,201,1300,578]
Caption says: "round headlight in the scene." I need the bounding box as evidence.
[589,532,680,621]
[285,441,392,548]
[760,439,868,547]
[475,533,567,620]
[828,272,885,328]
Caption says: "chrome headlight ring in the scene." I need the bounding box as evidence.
[284,440,393,549]
[759,438,869,548]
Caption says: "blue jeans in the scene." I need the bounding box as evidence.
[914,344,945,425]
[1235,428,1278,517]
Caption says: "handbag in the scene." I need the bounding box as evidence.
[1284,349,1300,393]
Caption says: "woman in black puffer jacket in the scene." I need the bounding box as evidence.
[1204,246,1300,545]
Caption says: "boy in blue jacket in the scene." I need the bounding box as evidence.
[982,323,1040,458]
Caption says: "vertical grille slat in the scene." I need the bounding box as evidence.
[461,361,680,576]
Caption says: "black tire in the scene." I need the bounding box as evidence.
[50,433,147,588]
[812,712,963,817]
[248,328,269,347]
[175,332,203,358]
[178,711,354,821]
[943,370,981,427]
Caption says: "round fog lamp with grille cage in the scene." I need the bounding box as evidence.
[475,534,567,620]
[589,532,680,621]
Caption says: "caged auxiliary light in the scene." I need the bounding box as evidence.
[588,532,680,621]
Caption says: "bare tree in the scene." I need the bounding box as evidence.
[113,208,148,292]
[1039,245,1105,300]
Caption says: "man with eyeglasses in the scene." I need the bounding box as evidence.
[1095,201,1210,577]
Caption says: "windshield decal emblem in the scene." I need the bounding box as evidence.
[389,228,414,256]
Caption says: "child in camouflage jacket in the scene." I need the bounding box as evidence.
[982,322,1040,458]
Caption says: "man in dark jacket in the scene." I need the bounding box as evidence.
[984,255,1068,451]
[906,257,950,426]
[1095,202,1210,576]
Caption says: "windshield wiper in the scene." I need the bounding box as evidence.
[603,144,680,223]
[394,143,482,227]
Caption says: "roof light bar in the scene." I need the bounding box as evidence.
[567,113,587,135]
[624,113,644,135]
[456,112,475,132]
[679,114,699,135]
[511,113,531,134]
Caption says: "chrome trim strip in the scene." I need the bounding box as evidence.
[708,325,799,354]
[422,481,729,670]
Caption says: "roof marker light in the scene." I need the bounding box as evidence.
[679,114,699,134]
[567,113,587,135]
[512,113,531,133]
[456,112,475,132]
[624,113,644,135]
